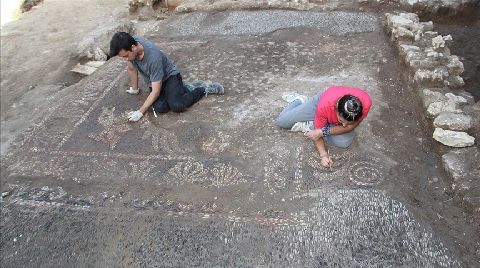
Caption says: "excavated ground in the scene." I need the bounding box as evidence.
[1,3,479,267]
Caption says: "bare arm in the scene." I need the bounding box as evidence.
[305,121,360,168]
[139,81,161,114]
[313,137,328,157]
[127,61,139,90]
[307,120,360,140]
[329,121,360,135]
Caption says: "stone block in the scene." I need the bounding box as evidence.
[414,67,449,86]
[399,44,420,57]
[433,112,472,131]
[424,48,442,60]
[420,21,434,32]
[398,12,419,23]
[409,58,441,70]
[457,91,475,105]
[473,101,480,111]
[445,92,468,105]
[85,61,106,68]
[129,0,162,12]
[425,91,469,116]
[433,128,475,147]
[387,14,415,29]
[424,31,439,38]
[75,21,134,61]
[71,63,97,76]
[421,88,447,109]
[446,55,464,75]
[445,75,465,88]
[392,27,415,42]
[432,35,445,49]
[442,147,480,210]
[427,101,461,116]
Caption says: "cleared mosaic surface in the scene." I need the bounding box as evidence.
[1,15,462,266]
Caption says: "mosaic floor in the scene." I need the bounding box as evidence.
[1,11,463,266]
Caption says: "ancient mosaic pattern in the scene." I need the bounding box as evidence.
[126,161,156,181]
[88,107,132,150]
[209,163,246,188]
[167,160,208,185]
[278,189,460,267]
[165,161,247,188]
[348,156,384,186]
[202,131,231,154]
[140,118,185,154]
[301,148,387,188]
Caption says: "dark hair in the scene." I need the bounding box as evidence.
[109,32,137,57]
[337,95,362,121]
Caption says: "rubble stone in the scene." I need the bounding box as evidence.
[446,55,464,75]
[399,44,420,57]
[445,93,467,104]
[426,92,468,116]
[76,21,134,61]
[445,75,465,88]
[432,35,446,50]
[71,63,97,76]
[433,112,472,131]
[442,147,480,210]
[85,61,106,68]
[420,21,434,31]
[433,128,475,147]
[421,88,447,109]
[414,67,449,86]
[442,147,479,181]
[427,101,461,116]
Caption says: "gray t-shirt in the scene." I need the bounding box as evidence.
[131,36,179,85]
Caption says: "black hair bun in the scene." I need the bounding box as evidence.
[338,94,363,122]
[346,98,361,114]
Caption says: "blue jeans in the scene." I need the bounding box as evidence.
[276,93,355,148]
[152,74,205,113]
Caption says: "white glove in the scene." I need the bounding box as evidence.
[126,87,140,95]
[127,110,143,122]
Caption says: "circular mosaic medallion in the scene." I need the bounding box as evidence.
[348,160,383,186]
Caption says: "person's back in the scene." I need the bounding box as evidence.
[131,36,179,85]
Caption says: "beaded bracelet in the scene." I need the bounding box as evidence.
[321,125,331,137]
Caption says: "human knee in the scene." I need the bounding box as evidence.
[333,138,353,148]
[169,102,187,113]
[276,116,292,129]
[153,102,169,113]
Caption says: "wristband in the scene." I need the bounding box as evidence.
[321,125,331,137]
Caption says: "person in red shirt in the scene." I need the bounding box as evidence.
[276,86,372,168]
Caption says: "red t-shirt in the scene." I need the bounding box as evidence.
[314,86,372,129]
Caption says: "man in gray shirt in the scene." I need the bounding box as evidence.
[109,32,224,121]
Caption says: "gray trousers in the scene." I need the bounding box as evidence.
[276,93,355,148]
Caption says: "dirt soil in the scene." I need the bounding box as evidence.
[0,0,130,155]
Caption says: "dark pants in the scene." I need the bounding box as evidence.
[152,74,205,113]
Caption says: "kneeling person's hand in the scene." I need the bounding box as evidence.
[128,110,143,122]
[320,155,333,168]
[304,129,322,141]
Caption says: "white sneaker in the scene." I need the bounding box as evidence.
[282,92,307,104]
[126,87,140,95]
[290,121,313,132]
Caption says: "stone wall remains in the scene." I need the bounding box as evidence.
[360,0,478,14]
[385,12,479,213]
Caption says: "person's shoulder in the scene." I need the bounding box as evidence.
[133,35,144,43]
